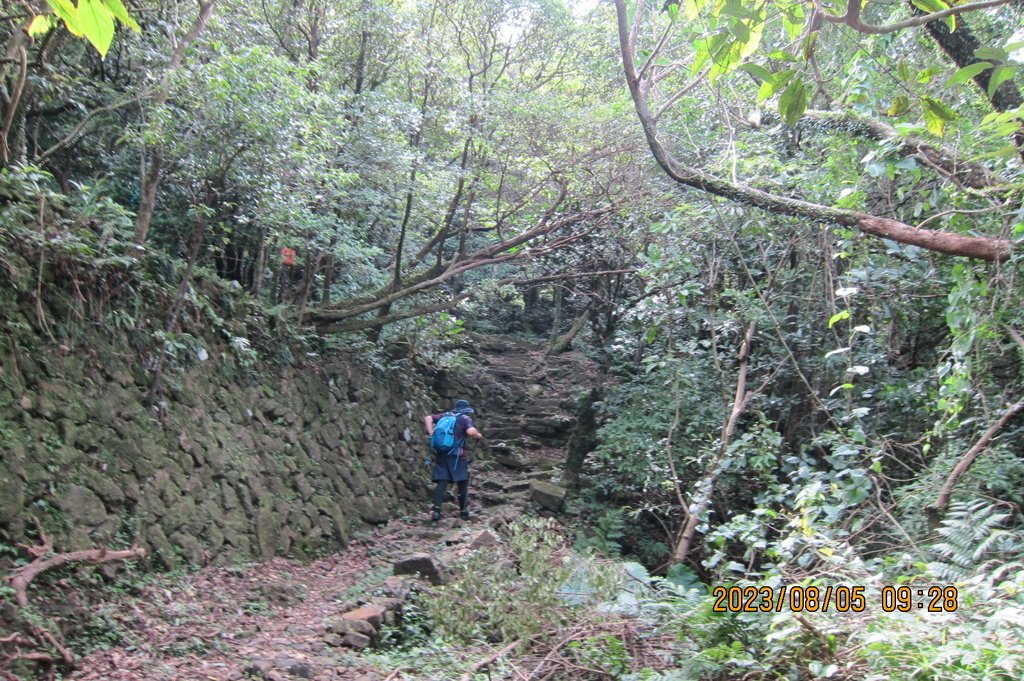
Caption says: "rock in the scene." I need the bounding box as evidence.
[323,633,343,647]
[380,575,415,599]
[530,481,567,512]
[343,631,372,649]
[244,660,274,677]
[58,485,108,528]
[348,618,376,636]
[527,384,544,397]
[414,528,443,540]
[355,494,389,524]
[0,472,24,524]
[373,597,405,625]
[393,553,444,585]
[287,662,315,678]
[467,530,500,550]
[145,525,177,570]
[169,531,204,566]
[326,616,376,637]
[342,603,386,629]
[493,450,530,471]
[261,579,304,606]
[80,469,126,505]
[475,490,506,507]
[324,617,348,634]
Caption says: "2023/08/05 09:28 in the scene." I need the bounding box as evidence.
[710,585,959,613]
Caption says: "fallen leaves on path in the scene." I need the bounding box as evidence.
[71,521,430,681]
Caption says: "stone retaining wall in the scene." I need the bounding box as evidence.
[0,340,435,569]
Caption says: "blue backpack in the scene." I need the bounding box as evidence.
[430,412,461,454]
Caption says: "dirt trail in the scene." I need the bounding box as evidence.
[70,463,558,681]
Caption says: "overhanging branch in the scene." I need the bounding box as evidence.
[821,0,1013,35]
[614,0,1012,262]
[308,204,617,329]
[756,109,1007,192]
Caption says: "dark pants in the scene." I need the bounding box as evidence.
[432,479,469,512]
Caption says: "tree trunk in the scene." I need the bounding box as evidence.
[251,227,267,297]
[132,152,162,244]
[671,321,757,565]
[321,253,334,306]
[564,387,602,490]
[547,302,592,355]
[919,9,1024,160]
[295,248,322,325]
[549,287,563,342]
[133,0,217,245]
[146,211,208,405]
[927,396,1024,525]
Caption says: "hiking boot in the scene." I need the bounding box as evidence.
[459,509,471,520]
[431,508,441,522]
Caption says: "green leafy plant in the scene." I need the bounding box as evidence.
[567,633,632,678]
[33,0,140,58]
[421,518,618,644]
[929,500,1022,582]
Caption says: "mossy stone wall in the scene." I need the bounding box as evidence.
[0,340,434,570]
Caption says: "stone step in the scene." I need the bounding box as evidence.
[527,398,571,411]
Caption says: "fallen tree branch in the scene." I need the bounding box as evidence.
[34,95,145,164]
[671,320,760,565]
[317,293,472,334]
[7,521,146,607]
[754,110,1007,192]
[460,639,522,681]
[821,0,1012,35]
[928,395,1024,521]
[309,207,615,328]
[26,623,74,668]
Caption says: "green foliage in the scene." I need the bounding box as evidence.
[68,603,131,655]
[41,0,139,57]
[928,500,1023,582]
[3,0,1024,677]
[567,633,632,677]
[858,567,1024,680]
[421,518,618,644]
[574,507,627,557]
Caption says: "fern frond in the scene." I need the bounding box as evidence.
[928,500,1022,583]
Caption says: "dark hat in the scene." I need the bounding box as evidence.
[454,399,475,414]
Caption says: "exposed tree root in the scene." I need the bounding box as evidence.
[7,518,146,608]
[2,518,147,677]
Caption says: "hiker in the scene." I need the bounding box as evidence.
[424,399,483,521]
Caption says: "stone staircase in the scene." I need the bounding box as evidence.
[431,333,597,463]
[426,333,599,513]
